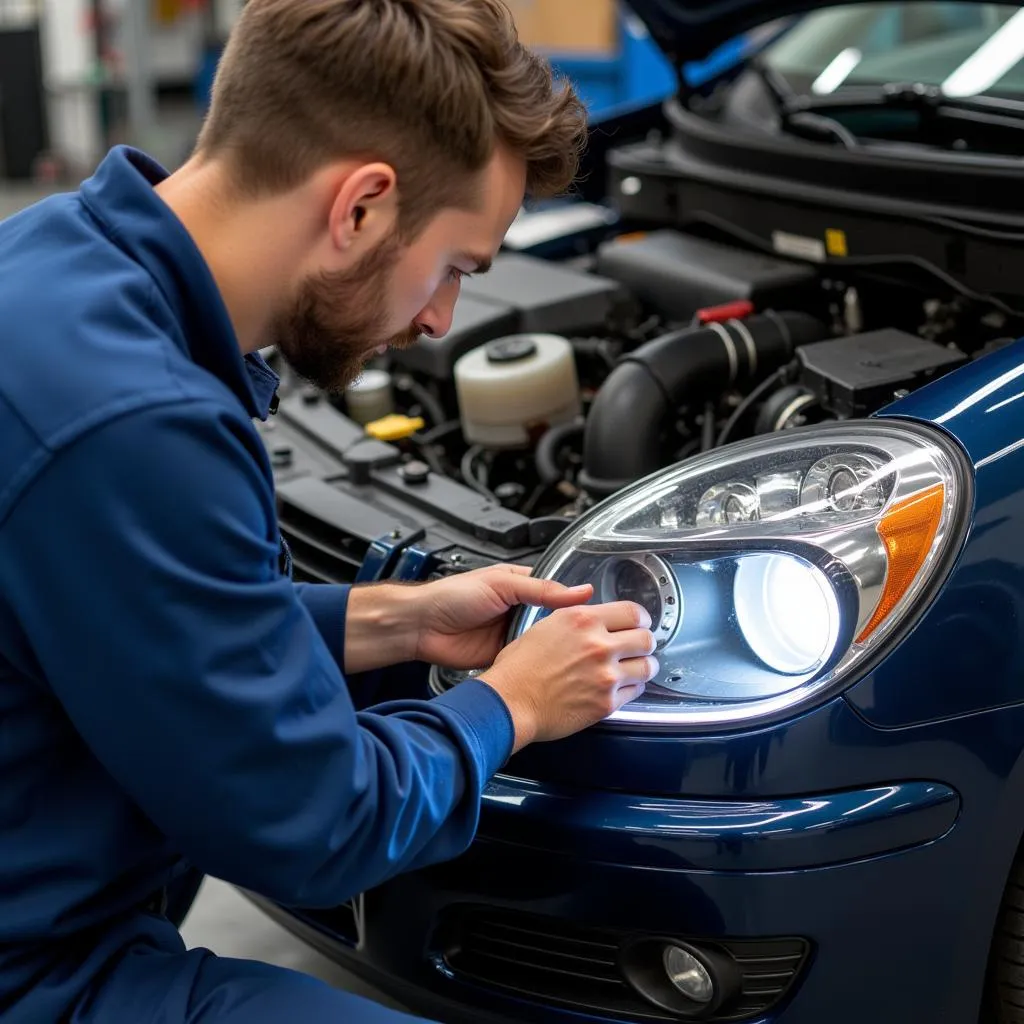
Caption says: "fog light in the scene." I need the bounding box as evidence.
[621,937,740,1018]
[663,945,714,1004]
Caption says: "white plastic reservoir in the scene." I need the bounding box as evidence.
[455,334,581,448]
[345,369,394,425]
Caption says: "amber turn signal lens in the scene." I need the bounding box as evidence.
[856,483,945,644]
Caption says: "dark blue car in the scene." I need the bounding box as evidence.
[248,2,1024,1021]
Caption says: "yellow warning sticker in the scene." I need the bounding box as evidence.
[825,229,849,258]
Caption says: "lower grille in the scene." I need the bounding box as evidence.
[437,906,809,1022]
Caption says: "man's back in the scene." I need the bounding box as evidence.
[0,147,527,1024]
[0,151,254,1021]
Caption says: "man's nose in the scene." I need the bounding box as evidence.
[414,285,459,339]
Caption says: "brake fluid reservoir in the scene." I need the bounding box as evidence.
[455,334,581,448]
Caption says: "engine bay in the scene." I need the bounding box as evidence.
[259,215,1009,592]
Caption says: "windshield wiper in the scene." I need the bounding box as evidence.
[746,68,1024,149]
[786,81,1024,123]
[746,58,861,148]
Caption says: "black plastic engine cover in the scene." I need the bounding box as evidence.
[390,252,629,380]
[259,393,549,586]
[594,229,817,320]
[797,328,967,418]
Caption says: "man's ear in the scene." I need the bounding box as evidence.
[328,162,399,255]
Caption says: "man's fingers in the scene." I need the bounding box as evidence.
[495,574,593,610]
[612,628,658,661]
[618,655,660,686]
[613,680,648,710]
[498,564,534,577]
[589,600,653,632]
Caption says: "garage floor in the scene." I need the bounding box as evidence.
[179,878,410,1014]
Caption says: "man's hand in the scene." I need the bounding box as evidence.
[411,564,593,670]
[483,601,658,753]
[341,566,592,676]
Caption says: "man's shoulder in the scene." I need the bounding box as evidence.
[0,194,254,515]
[0,193,237,435]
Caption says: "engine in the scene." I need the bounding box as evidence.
[260,224,1006,587]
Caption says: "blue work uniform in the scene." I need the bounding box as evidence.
[0,147,514,1023]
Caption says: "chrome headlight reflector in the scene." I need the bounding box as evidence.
[508,420,971,728]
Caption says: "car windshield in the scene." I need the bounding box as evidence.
[760,2,1024,99]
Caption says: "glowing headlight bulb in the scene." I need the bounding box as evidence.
[733,553,840,675]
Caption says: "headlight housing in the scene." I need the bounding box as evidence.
[503,419,971,729]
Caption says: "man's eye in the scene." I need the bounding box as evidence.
[447,268,471,284]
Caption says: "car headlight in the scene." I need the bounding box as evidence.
[505,419,972,728]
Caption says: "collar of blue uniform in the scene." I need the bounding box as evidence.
[79,145,281,421]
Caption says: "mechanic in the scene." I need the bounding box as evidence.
[0,2,661,1023]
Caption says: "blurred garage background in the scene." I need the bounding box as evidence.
[0,0,682,206]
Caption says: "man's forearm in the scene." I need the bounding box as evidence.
[344,582,421,674]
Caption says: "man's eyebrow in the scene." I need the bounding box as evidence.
[458,252,493,274]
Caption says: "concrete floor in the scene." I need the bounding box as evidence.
[179,878,409,1014]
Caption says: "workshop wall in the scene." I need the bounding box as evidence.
[505,0,619,54]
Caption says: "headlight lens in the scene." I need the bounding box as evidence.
[503,419,971,728]
[733,553,840,676]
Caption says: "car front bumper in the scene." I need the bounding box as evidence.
[249,766,976,1024]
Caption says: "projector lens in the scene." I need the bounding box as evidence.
[598,554,681,648]
[733,553,840,675]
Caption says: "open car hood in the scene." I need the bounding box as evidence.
[626,0,996,66]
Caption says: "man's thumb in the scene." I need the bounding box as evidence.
[515,579,593,609]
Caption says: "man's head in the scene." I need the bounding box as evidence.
[193,0,588,392]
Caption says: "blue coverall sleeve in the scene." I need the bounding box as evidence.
[292,582,351,667]
[292,582,385,709]
[0,398,514,908]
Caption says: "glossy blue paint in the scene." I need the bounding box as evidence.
[478,777,959,871]
[624,0,999,65]
[271,749,1005,1024]
[391,544,436,582]
[503,682,1024,802]
[355,529,427,582]
[847,335,1024,727]
[265,295,1024,1023]
[268,642,1024,1020]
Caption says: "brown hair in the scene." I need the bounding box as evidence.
[195,0,589,239]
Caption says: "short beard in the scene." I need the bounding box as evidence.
[271,230,419,395]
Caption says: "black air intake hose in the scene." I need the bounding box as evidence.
[579,311,826,499]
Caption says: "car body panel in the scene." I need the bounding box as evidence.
[477,776,959,871]
[848,335,1024,727]
[253,701,1022,1023]
[248,8,1024,1011]
[254,691,1024,1023]
[255,318,1024,1022]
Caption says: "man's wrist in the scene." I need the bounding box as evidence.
[477,667,537,755]
[343,582,421,675]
